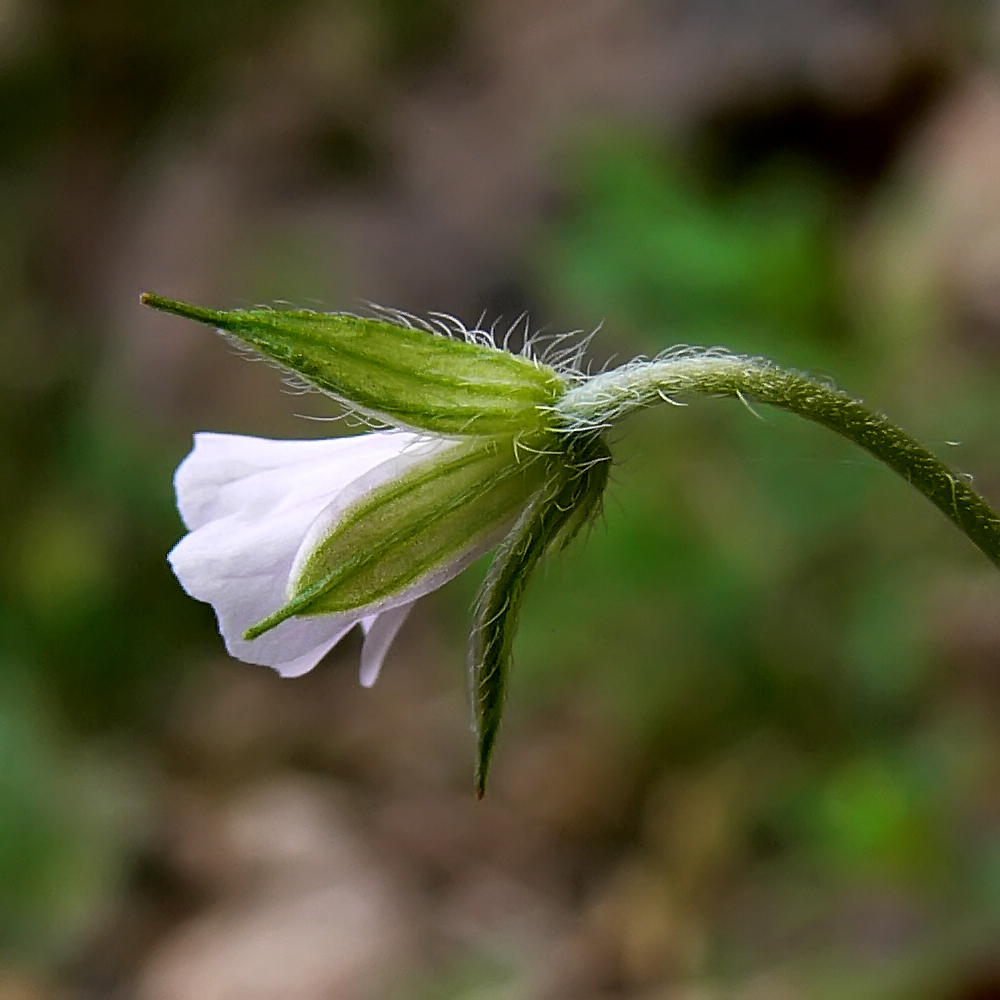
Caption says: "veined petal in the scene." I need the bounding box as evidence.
[169,499,359,670]
[168,430,453,674]
[175,430,431,531]
[268,626,355,680]
[359,603,413,688]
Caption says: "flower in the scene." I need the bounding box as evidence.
[168,428,552,685]
[145,293,611,793]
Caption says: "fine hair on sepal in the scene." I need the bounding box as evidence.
[469,433,612,797]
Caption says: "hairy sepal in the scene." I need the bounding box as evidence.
[141,294,565,436]
[471,434,611,797]
[244,434,554,639]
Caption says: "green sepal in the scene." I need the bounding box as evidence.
[471,433,611,797]
[141,293,565,436]
[244,434,554,640]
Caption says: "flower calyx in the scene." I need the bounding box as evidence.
[149,292,613,795]
[141,293,565,437]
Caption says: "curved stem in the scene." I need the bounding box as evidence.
[556,352,1000,569]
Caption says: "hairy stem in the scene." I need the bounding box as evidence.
[556,352,1000,568]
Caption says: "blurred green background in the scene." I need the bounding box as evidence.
[4,1,1000,998]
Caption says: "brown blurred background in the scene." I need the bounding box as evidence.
[4,0,1000,997]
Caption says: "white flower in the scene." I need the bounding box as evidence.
[168,429,509,686]
[146,292,614,791]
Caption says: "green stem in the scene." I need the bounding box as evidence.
[556,351,1000,568]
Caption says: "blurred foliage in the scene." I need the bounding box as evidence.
[539,137,843,360]
[0,0,475,972]
[505,129,1000,990]
[0,668,143,966]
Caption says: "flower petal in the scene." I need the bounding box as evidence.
[358,603,413,688]
[168,430,434,674]
[175,431,425,531]
[269,625,356,679]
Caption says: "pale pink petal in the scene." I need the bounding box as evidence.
[169,428,507,684]
[175,431,424,531]
[358,603,413,688]
[271,626,355,679]
[168,430,426,674]
[169,492,359,669]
